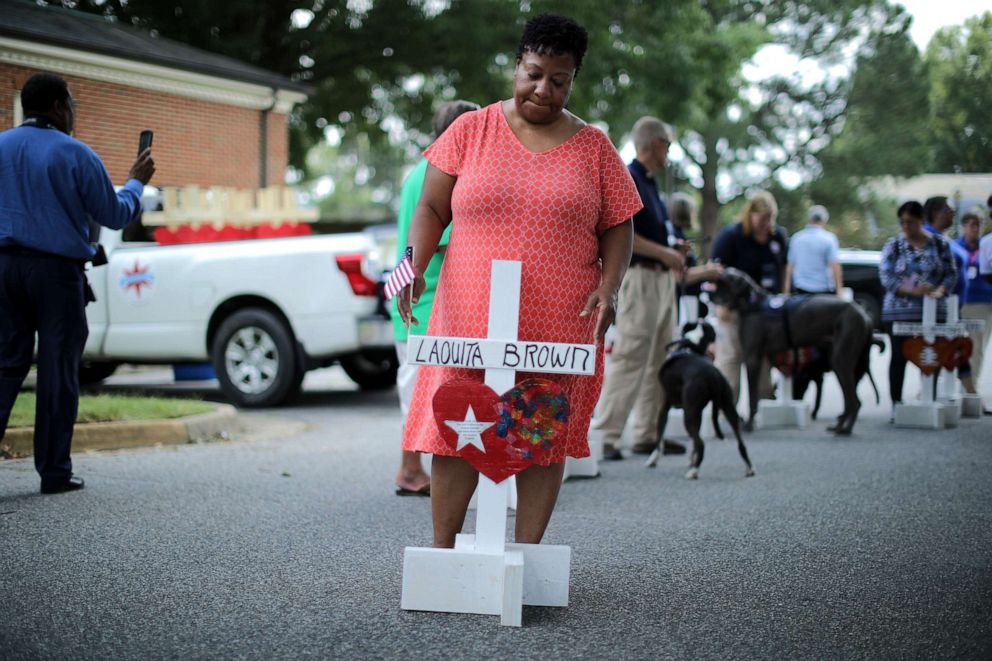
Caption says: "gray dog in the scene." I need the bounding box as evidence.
[709,268,874,436]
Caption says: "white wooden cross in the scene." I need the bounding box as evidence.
[892,295,985,427]
[400,260,596,627]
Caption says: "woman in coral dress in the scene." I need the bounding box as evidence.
[397,14,642,548]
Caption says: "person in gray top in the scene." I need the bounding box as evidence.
[783,204,843,296]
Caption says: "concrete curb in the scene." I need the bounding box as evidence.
[3,403,239,456]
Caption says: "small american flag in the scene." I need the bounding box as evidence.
[384,246,415,301]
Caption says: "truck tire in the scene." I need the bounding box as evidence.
[79,361,119,386]
[212,308,300,408]
[340,348,398,391]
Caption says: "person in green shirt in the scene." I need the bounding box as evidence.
[392,100,479,496]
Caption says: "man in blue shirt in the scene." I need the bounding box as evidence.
[0,73,155,494]
[957,209,992,413]
[923,196,972,393]
[783,205,843,295]
[923,197,968,302]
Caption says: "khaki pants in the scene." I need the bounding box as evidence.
[961,303,992,382]
[592,266,677,447]
[714,307,772,405]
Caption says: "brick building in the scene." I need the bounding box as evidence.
[0,0,308,188]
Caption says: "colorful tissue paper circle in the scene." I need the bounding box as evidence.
[495,378,570,460]
[432,378,570,484]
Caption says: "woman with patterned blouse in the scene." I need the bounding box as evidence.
[879,200,958,410]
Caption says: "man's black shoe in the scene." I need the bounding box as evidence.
[602,444,623,461]
[40,476,85,494]
[633,440,687,455]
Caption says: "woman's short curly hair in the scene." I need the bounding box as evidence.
[516,14,589,74]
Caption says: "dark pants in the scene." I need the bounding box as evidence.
[886,322,938,404]
[0,250,88,488]
[886,328,909,404]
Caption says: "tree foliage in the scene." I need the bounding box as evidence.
[926,12,992,173]
[45,1,987,236]
[806,6,930,247]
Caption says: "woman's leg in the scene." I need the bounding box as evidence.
[430,455,479,548]
[394,343,431,492]
[514,462,566,544]
[888,330,907,404]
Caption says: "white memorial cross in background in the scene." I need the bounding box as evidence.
[400,260,596,627]
[893,295,985,428]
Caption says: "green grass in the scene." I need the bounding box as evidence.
[8,393,214,428]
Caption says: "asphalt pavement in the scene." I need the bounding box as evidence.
[2,357,991,659]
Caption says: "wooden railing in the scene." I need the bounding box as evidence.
[141,186,318,227]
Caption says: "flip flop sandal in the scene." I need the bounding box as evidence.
[395,484,431,497]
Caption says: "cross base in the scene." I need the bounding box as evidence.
[757,398,811,429]
[961,394,984,418]
[894,401,945,429]
[400,535,570,627]
[936,398,961,428]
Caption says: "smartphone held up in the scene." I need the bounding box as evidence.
[130,129,155,185]
[138,129,153,156]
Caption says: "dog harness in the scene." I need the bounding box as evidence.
[759,295,812,349]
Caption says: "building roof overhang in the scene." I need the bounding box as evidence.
[0,1,309,112]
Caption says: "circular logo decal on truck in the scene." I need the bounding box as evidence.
[119,259,156,304]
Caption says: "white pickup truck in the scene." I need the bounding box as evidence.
[81,215,397,408]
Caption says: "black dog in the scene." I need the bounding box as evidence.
[646,321,755,480]
[710,268,874,435]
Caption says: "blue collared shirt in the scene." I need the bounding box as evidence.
[787,224,839,292]
[924,223,968,302]
[957,237,992,304]
[0,123,143,260]
[627,158,673,269]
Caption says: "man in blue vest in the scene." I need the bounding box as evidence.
[0,73,155,494]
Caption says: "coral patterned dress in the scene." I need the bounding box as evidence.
[402,102,642,463]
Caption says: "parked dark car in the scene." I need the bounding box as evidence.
[838,249,884,329]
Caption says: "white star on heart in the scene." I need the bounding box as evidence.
[444,405,495,452]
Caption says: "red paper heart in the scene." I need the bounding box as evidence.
[773,347,815,376]
[432,378,570,484]
[903,337,947,376]
[941,336,973,370]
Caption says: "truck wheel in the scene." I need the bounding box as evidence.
[340,349,398,391]
[79,361,119,386]
[212,308,299,408]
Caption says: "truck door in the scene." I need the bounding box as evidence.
[104,236,207,361]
